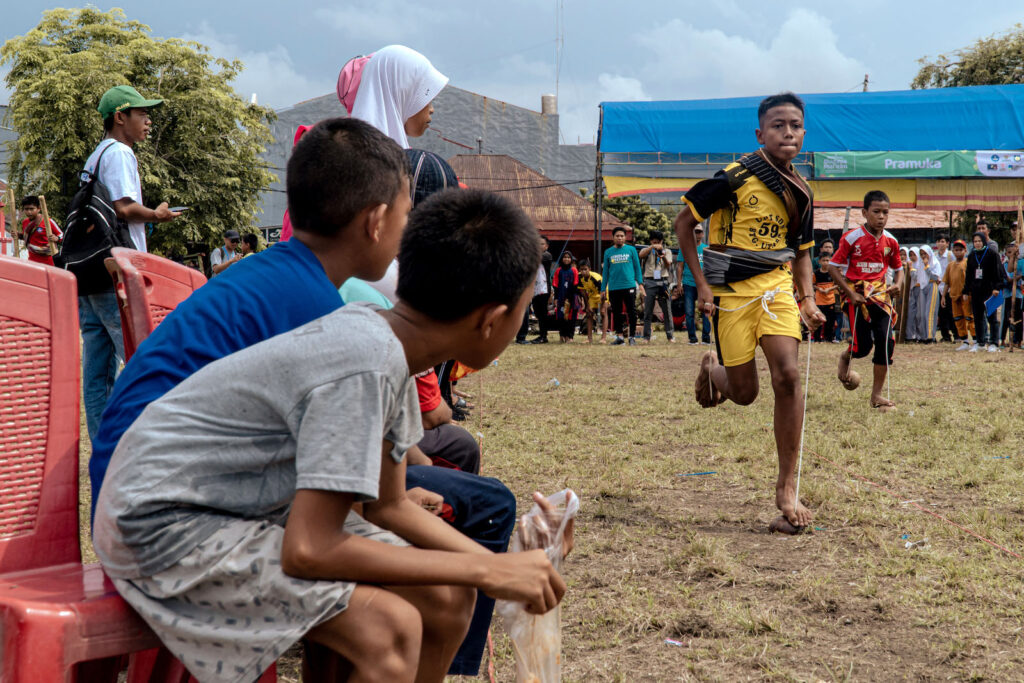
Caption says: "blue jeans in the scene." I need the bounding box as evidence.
[683,284,711,343]
[79,292,125,442]
[405,466,516,676]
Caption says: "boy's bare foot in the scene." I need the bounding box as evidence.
[776,486,812,528]
[694,351,721,408]
[871,396,896,412]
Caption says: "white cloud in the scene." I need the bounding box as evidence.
[180,23,332,109]
[313,1,450,47]
[596,73,650,103]
[636,9,867,98]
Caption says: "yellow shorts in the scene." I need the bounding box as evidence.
[713,292,801,367]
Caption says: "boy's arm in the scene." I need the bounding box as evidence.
[792,249,825,330]
[282,486,564,613]
[674,208,713,311]
[113,198,178,223]
[363,441,490,555]
[826,263,862,304]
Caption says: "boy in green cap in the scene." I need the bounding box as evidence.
[78,85,180,447]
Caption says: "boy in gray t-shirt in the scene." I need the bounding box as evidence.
[94,187,567,682]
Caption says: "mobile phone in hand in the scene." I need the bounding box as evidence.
[169,206,190,213]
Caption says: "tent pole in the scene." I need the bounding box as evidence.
[594,105,604,272]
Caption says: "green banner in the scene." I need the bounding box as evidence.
[814,150,980,178]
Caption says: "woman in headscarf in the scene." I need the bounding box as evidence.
[350,45,448,149]
[916,245,942,343]
[551,250,580,342]
[905,247,921,341]
[279,46,448,242]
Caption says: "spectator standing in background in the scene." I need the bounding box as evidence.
[517,234,552,344]
[601,226,645,346]
[967,231,1003,353]
[999,242,1021,348]
[78,84,179,443]
[210,229,241,275]
[19,195,62,265]
[677,224,711,345]
[934,235,954,342]
[942,240,975,350]
[905,248,921,342]
[240,233,259,256]
[915,245,942,343]
[577,258,602,343]
[638,230,675,343]
[813,251,838,342]
[551,251,580,343]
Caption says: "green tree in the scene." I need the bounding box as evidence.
[1,7,276,256]
[581,189,674,245]
[913,25,1024,245]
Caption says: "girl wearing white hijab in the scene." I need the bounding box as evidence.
[916,245,942,342]
[350,45,449,149]
[905,248,921,340]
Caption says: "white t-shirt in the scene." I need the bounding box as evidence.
[83,140,146,252]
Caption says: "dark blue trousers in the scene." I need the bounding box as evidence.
[405,465,516,675]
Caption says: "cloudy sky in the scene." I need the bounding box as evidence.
[3,1,1023,144]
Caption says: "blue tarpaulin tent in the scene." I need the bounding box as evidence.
[600,85,1024,154]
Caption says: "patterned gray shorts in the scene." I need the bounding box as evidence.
[113,512,408,683]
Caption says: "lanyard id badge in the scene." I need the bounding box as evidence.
[976,268,984,279]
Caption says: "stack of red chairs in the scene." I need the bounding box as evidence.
[0,256,275,682]
[0,257,161,681]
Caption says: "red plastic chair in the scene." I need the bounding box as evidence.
[0,256,164,681]
[105,247,207,361]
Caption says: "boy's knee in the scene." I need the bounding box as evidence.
[732,385,759,405]
[337,595,422,679]
[770,364,800,396]
[420,584,477,638]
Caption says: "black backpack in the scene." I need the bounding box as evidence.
[56,141,133,294]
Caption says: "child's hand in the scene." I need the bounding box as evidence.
[480,550,566,614]
[406,487,444,515]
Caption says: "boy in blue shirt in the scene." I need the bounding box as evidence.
[600,226,645,345]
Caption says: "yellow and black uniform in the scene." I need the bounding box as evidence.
[683,150,814,366]
[579,271,602,310]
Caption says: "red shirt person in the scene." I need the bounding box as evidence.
[827,190,904,410]
[19,196,62,265]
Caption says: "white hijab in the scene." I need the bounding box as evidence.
[917,245,941,286]
[350,45,448,149]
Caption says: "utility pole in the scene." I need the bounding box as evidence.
[594,105,604,271]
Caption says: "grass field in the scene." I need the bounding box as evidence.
[79,338,1024,681]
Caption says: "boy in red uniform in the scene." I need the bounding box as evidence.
[19,196,62,265]
[827,190,904,409]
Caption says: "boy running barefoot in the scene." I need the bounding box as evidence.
[828,191,903,410]
[674,92,824,531]
[94,188,565,683]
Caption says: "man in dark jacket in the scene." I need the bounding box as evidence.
[967,231,1003,352]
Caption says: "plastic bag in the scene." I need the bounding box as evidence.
[496,489,579,683]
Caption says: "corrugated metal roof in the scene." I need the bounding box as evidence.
[448,154,630,239]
